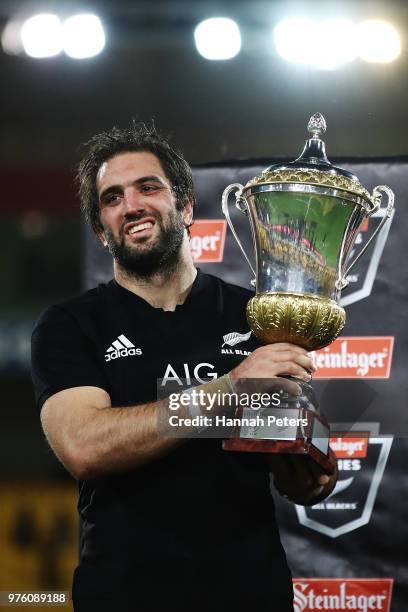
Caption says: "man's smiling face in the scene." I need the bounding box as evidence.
[96,151,192,277]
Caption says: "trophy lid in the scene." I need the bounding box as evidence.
[245,113,373,205]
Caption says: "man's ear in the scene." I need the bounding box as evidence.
[96,229,108,248]
[183,201,194,228]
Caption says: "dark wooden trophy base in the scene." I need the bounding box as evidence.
[223,407,335,475]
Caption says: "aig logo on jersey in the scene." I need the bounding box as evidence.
[295,428,393,538]
[189,219,227,263]
[105,335,142,362]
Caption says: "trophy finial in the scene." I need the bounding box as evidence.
[307,113,327,139]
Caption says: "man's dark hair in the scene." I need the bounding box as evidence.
[77,121,196,234]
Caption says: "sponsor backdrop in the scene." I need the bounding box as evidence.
[83,158,408,611]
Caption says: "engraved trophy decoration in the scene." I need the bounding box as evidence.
[221,113,394,472]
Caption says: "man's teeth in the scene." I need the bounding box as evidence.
[129,222,153,234]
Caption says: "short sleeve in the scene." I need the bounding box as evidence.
[31,305,109,411]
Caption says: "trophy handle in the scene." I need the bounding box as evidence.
[222,183,256,282]
[336,185,395,290]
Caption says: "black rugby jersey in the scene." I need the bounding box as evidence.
[31,270,293,611]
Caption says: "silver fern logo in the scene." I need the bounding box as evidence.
[325,476,354,499]
[222,331,252,347]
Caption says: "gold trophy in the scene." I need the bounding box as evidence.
[221,113,394,471]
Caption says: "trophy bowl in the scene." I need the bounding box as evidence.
[221,113,394,472]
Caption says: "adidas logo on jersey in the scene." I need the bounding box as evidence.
[105,335,142,362]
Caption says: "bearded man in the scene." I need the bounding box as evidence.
[31,122,337,612]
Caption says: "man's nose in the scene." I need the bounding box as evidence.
[123,187,145,212]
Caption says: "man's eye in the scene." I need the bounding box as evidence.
[105,194,121,205]
[141,185,159,193]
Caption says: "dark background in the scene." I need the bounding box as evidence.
[0,0,406,604]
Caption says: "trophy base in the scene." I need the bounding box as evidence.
[222,403,335,475]
[223,437,334,474]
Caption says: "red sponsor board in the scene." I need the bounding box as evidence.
[360,218,369,232]
[293,579,393,612]
[189,220,227,263]
[330,436,369,458]
[311,337,394,379]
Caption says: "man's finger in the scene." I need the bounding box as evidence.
[274,377,302,396]
[288,455,314,487]
[267,454,293,482]
[304,456,331,485]
[261,343,309,355]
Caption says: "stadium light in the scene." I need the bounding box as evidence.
[358,20,400,63]
[194,17,241,60]
[21,13,63,58]
[63,14,105,59]
[273,17,357,70]
[1,20,24,55]
[313,19,357,70]
[273,18,315,65]
[274,17,400,68]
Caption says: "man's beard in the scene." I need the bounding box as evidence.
[104,209,185,279]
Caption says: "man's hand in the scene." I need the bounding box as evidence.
[230,342,316,395]
[268,448,338,506]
